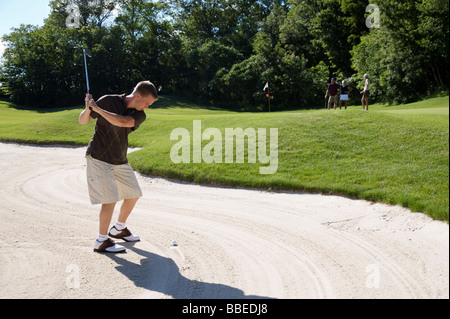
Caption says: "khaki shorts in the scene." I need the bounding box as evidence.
[86,155,142,205]
[329,95,339,103]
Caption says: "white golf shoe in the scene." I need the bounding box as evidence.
[93,238,126,253]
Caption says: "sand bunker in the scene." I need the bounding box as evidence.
[0,142,448,298]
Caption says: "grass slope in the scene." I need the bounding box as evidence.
[0,96,448,221]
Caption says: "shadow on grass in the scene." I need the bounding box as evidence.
[1,95,227,113]
[1,99,83,114]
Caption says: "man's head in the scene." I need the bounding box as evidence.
[342,80,347,85]
[128,81,158,111]
[364,74,369,79]
[331,78,336,84]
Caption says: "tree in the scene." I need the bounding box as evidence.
[1,0,447,108]
[280,0,325,68]
[1,24,86,106]
[352,0,448,103]
[217,4,328,110]
[417,0,449,89]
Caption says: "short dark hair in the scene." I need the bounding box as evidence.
[133,81,158,99]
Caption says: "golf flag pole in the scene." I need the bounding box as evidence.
[83,49,91,94]
[263,82,270,112]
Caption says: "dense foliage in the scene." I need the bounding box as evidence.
[0,0,448,109]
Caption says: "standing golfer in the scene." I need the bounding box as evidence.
[79,81,158,253]
[360,74,370,111]
[325,78,340,110]
[339,80,352,110]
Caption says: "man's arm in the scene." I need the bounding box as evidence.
[79,94,94,125]
[86,96,135,128]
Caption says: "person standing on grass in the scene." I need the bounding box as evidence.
[339,80,353,110]
[325,78,340,110]
[79,81,158,253]
[360,74,370,111]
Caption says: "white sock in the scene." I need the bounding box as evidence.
[115,221,126,231]
[97,234,109,242]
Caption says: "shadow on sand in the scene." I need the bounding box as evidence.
[105,243,272,299]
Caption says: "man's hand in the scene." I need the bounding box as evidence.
[79,94,95,125]
[85,94,91,109]
[85,94,97,111]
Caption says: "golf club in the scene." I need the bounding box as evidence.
[83,48,92,109]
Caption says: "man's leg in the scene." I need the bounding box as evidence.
[99,202,116,236]
[118,198,139,224]
[109,198,141,242]
[93,202,127,253]
[108,162,143,242]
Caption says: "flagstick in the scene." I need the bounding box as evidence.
[268,87,270,112]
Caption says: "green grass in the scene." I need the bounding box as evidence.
[0,96,448,221]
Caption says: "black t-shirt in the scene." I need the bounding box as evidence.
[86,94,146,165]
[341,84,349,94]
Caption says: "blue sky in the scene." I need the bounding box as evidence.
[0,0,51,56]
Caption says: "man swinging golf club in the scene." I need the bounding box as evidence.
[78,51,158,253]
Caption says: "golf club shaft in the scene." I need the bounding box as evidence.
[83,51,90,94]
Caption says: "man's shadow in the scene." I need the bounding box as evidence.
[105,243,272,299]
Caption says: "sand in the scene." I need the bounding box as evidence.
[0,142,448,299]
